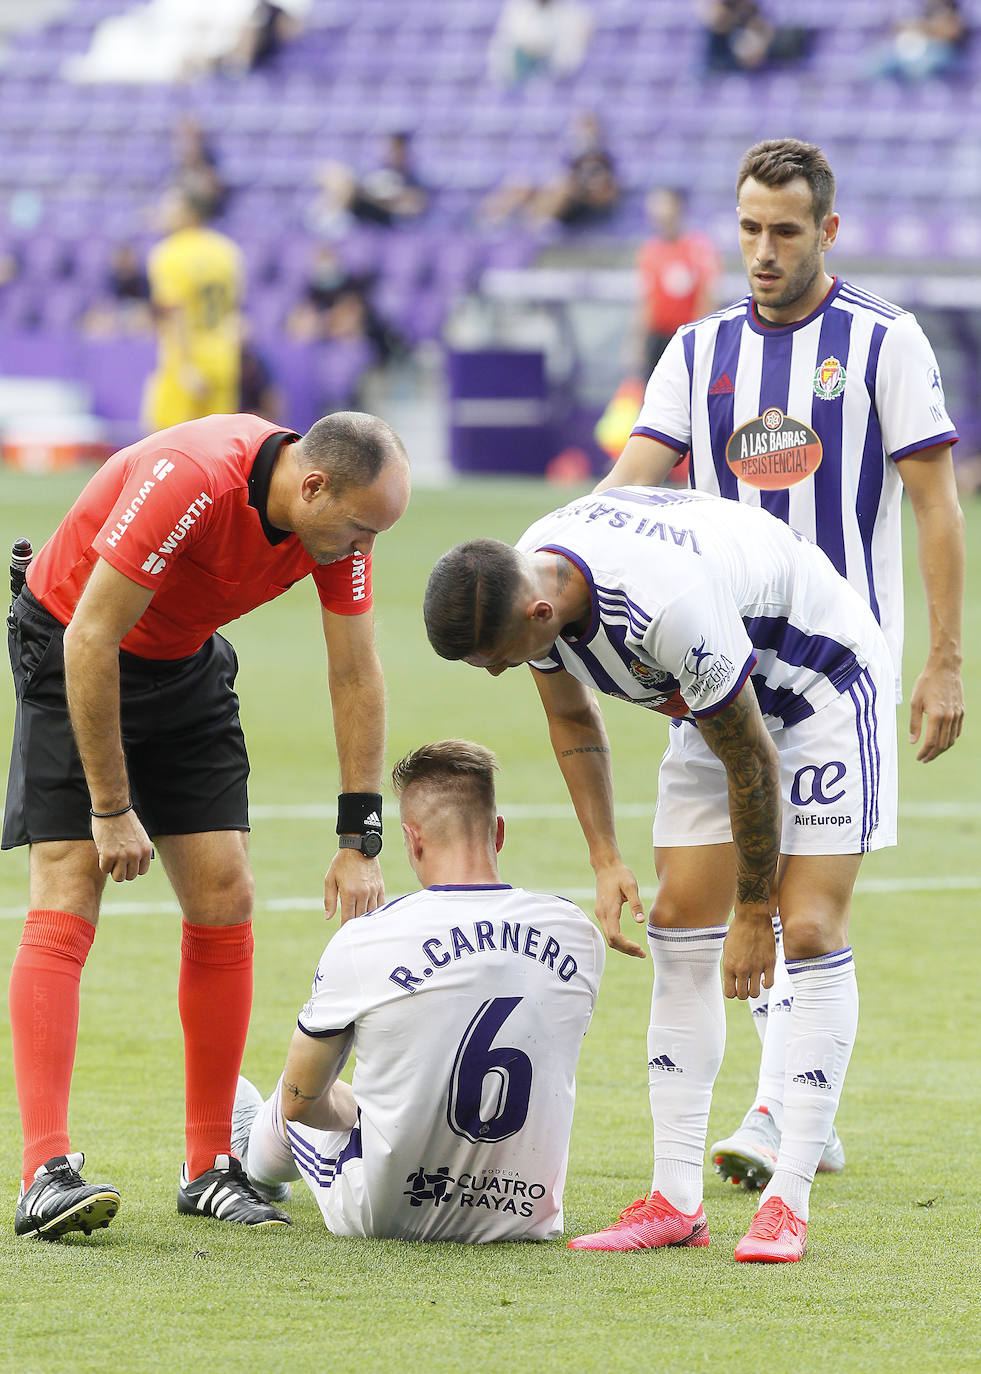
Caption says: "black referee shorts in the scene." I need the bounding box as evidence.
[2,588,250,848]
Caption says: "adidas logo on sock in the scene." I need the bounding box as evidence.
[649,1054,682,1073]
[364,812,381,829]
[792,1068,831,1088]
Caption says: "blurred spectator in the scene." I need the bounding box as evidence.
[81,242,153,338]
[173,116,229,219]
[701,1,811,72]
[239,333,285,421]
[480,111,619,230]
[286,244,400,363]
[66,0,304,83]
[867,1,968,81]
[634,189,721,376]
[218,0,307,75]
[488,0,593,84]
[0,245,20,290]
[306,134,428,238]
[702,0,773,70]
[143,185,244,432]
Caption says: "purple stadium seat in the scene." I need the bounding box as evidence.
[334,228,383,277]
[377,232,433,287]
[0,329,78,376]
[78,336,155,423]
[316,335,378,401]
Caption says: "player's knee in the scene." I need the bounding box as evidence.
[649,886,710,929]
[781,911,848,961]
[29,840,105,925]
[183,867,255,926]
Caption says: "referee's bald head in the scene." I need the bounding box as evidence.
[298,411,409,495]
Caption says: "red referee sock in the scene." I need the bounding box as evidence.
[9,909,96,1185]
[179,919,254,1181]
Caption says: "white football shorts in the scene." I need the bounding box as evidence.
[284,1116,372,1238]
[652,657,898,856]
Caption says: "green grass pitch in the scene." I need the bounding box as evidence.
[0,469,979,1374]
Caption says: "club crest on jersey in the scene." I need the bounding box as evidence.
[813,355,846,400]
[627,658,669,687]
[725,408,823,490]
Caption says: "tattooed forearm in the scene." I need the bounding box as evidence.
[283,1079,319,1103]
[698,691,781,904]
[560,745,611,758]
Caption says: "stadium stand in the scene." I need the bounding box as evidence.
[0,0,977,451]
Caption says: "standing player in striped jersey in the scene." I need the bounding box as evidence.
[598,137,965,1189]
[236,740,604,1242]
[424,489,898,1261]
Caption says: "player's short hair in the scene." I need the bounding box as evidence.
[392,739,499,816]
[299,411,408,493]
[424,540,522,661]
[736,138,836,224]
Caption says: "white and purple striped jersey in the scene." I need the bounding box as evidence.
[295,884,604,1242]
[519,487,891,730]
[631,278,958,695]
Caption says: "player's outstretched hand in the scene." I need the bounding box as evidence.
[92,810,153,882]
[723,909,775,1000]
[594,861,647,959]
[324,849,385,924]
[909,660,964,762]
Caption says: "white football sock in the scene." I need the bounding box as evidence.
[647,924,728,1214]
[761,947,858,1223]
[246,1075,301,1186]
[746,914,783,1049]
[752,924,794,1129]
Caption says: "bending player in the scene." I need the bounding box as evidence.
[598,137,964,1186]
[236,739,605,1241]
[424,487,896,1261]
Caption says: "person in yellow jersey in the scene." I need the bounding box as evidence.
[143,185,244,431]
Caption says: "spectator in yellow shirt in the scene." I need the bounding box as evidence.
[143,186,243,432]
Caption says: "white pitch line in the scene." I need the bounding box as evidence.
[2,873,980,922]
[249,801,981,822]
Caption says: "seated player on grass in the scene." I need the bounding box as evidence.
[234,739,605,1241]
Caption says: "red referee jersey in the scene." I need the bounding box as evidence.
[27,414,372,659]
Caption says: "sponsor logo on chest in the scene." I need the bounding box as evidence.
[725,407,823,490]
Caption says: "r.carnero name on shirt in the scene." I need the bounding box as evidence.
[388,918,581,992]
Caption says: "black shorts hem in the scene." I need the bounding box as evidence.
[4,595,251,848]
[2,822,252,851]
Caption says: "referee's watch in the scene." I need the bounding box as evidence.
[338,831,383,859]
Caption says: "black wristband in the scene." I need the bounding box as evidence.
[336,792,383,837]
[90,802,134,819]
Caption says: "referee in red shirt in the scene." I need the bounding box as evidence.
[4,410,410,1238]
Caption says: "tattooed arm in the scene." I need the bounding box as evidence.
[280,1023,357,1130]
[697,682,781,999]
[532,666,647,958]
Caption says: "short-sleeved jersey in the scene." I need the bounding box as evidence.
[631,279,958,693]
[638,231,721,336]
[27,414,372,659]
[297,884,605,1242]
[148,225,242,377]
[519,486,889,730]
